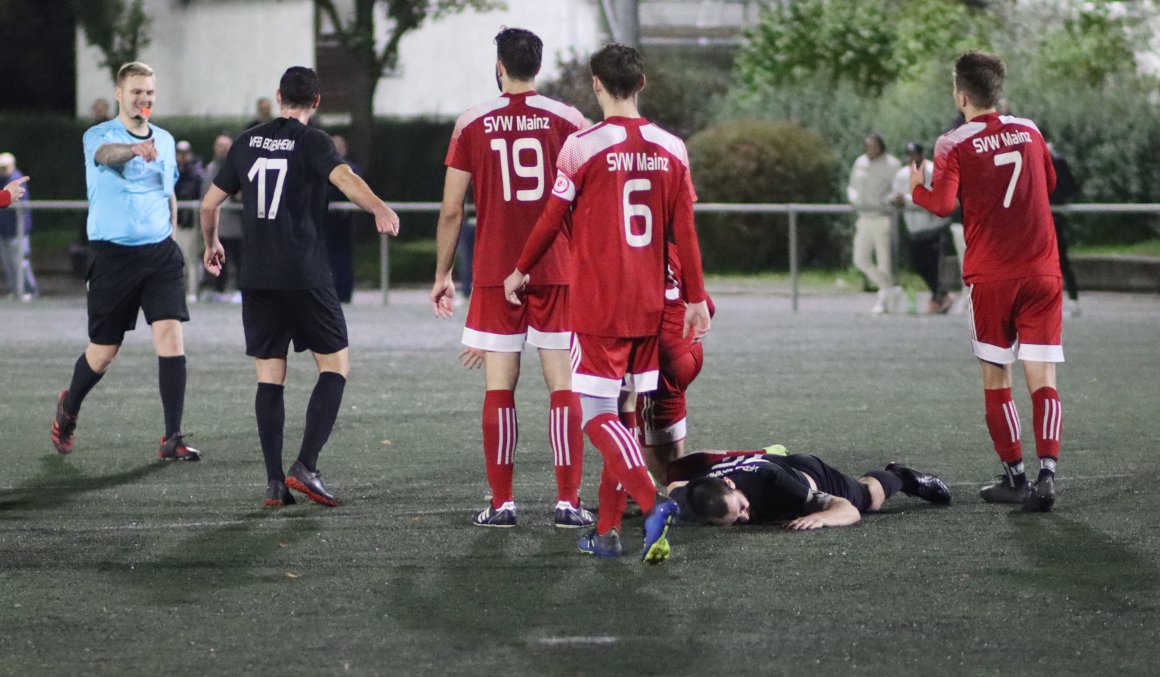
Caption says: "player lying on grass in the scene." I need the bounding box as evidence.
[666,449,950,529]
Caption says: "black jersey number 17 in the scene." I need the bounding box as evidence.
[247,158,288,219]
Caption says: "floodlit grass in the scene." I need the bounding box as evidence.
[1,289,1159,675]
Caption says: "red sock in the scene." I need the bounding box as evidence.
[584,413,656,516]
[482,390,517,508]
[549,390,583,505]
[984,388,1023,464]
[619,407,638,444]
[595,466,628,535]
[1031,387,1062,461]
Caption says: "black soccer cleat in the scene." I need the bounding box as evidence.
[158,432,201,461]
[886,463,952,505]
[553,500,596,529]
[1022,475,1056,512]
[472,501,517,528]
[51,390,77,455]
[286,460,340,507]
[979,475,1031,504]
[264,480,297,508]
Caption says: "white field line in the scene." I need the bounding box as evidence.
[537,636,618,646]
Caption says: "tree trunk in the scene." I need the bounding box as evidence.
[347,58,378,179]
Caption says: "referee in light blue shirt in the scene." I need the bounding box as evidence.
[50,61,201,462]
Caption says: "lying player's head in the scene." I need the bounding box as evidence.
[953,51,1005,112]
[278,66,322,111]
[495,27,542,85]
[686,477,750,526]
[589,44,645,101]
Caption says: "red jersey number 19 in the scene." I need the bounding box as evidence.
[623,179,652,247]
[490,138,545,202]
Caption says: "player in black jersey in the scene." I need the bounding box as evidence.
[667,449,950,530]
[199,66,399,508]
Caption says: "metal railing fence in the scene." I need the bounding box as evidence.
[8,200,1159,309]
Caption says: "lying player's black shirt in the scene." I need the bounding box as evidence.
[214,118,345,290]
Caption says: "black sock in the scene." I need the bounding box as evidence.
[64,353,104,416]
[865,470,904,499]
[1038,457,1057,483]
[297,372,347,472]
[1005,460,1028,487]
[158,355,187,438]
[256,383,286,482]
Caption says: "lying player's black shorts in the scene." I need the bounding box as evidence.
[86,239,190,345]
[782,454,871,513]
[242,286,348,359]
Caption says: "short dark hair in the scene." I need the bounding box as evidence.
[589,43,645,99]
[495,27,542,81]
[866,133,886,154]
[954,51,1005,109]
[279,66,321,109]
[685,477,731,522]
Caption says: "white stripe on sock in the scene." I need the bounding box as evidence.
[601,421,636,469]
[1002,401,1019,444]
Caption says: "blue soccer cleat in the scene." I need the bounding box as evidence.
[577,528,623,557]
[641,498,679,564]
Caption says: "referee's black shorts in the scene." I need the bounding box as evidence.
[242,286,349,359]
[86,239,190,345]
[784,454,871,513]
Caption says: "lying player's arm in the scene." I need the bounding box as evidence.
[786,495,861,530]
[95,139,158,168]
[503,197,570,305]
[431,167,471,318]
[199,184,229,277]
[328,164,400,236]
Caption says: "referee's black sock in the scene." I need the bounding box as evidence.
[864,470,903,500]
[158,355,187,438]
[297,371,346,473]
[256,383,286,482]
[64,353,104,417]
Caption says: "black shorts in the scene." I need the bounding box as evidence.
[86,239,189,345]
[783,454,871,513]
[242,287,348,359]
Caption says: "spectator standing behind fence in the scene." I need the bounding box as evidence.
[174,140,205,302]
[1047,141,1081,317]
[891,142,953,314]
[202,134,244,302]
[324,135,358,303]
[0,154,37,300]
[848,134,902,313]
[90,98,112,124]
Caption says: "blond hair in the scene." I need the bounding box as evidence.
[116,61,154,85]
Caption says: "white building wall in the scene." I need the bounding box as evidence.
[76,0,604,120]
[373,0,605,118]
[76,0,316,118]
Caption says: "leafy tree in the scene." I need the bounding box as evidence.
[73,0,152,83]
[314,0,504,173]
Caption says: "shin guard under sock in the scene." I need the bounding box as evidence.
[297,371,346,472]
[256,383,286,482]
[158,355,187,438]
[584,413,657,515]
[1031,386,1061,480]
[984,388,1025,484]
[64,353,104,417]
[549,390,583,505]
[482,390,517,508]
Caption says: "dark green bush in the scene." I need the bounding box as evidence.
[688,119,842,270]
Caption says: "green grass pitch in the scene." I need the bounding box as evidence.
[1,288,1159,675]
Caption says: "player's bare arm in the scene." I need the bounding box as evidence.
[786,496,861,530]
[199,184,229,277]
[458,347,485,369]
[328,164,400,236]
[431,167,472,318]
[95,138,158,168]
[502,268,530,306]
[169,193,178,240]
[3,175,29,201]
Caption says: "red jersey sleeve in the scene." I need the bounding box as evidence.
[913,134,959,218]
[516,195,570,275]
[671,175,706,303]
[0,190,10,209]
[444,111,475,173]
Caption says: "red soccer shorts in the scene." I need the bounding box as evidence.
[462,285,571,352]
[638,304,704,445]
[571,333,659,398]
[967,275,1064,364]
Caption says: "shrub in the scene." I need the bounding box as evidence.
[688,119,842,270]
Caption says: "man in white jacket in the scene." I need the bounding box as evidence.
[847,134,901,313]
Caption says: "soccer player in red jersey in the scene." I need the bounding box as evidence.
[504,44,712,563]
[911,51,1063,512]
[430,28,593,529]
